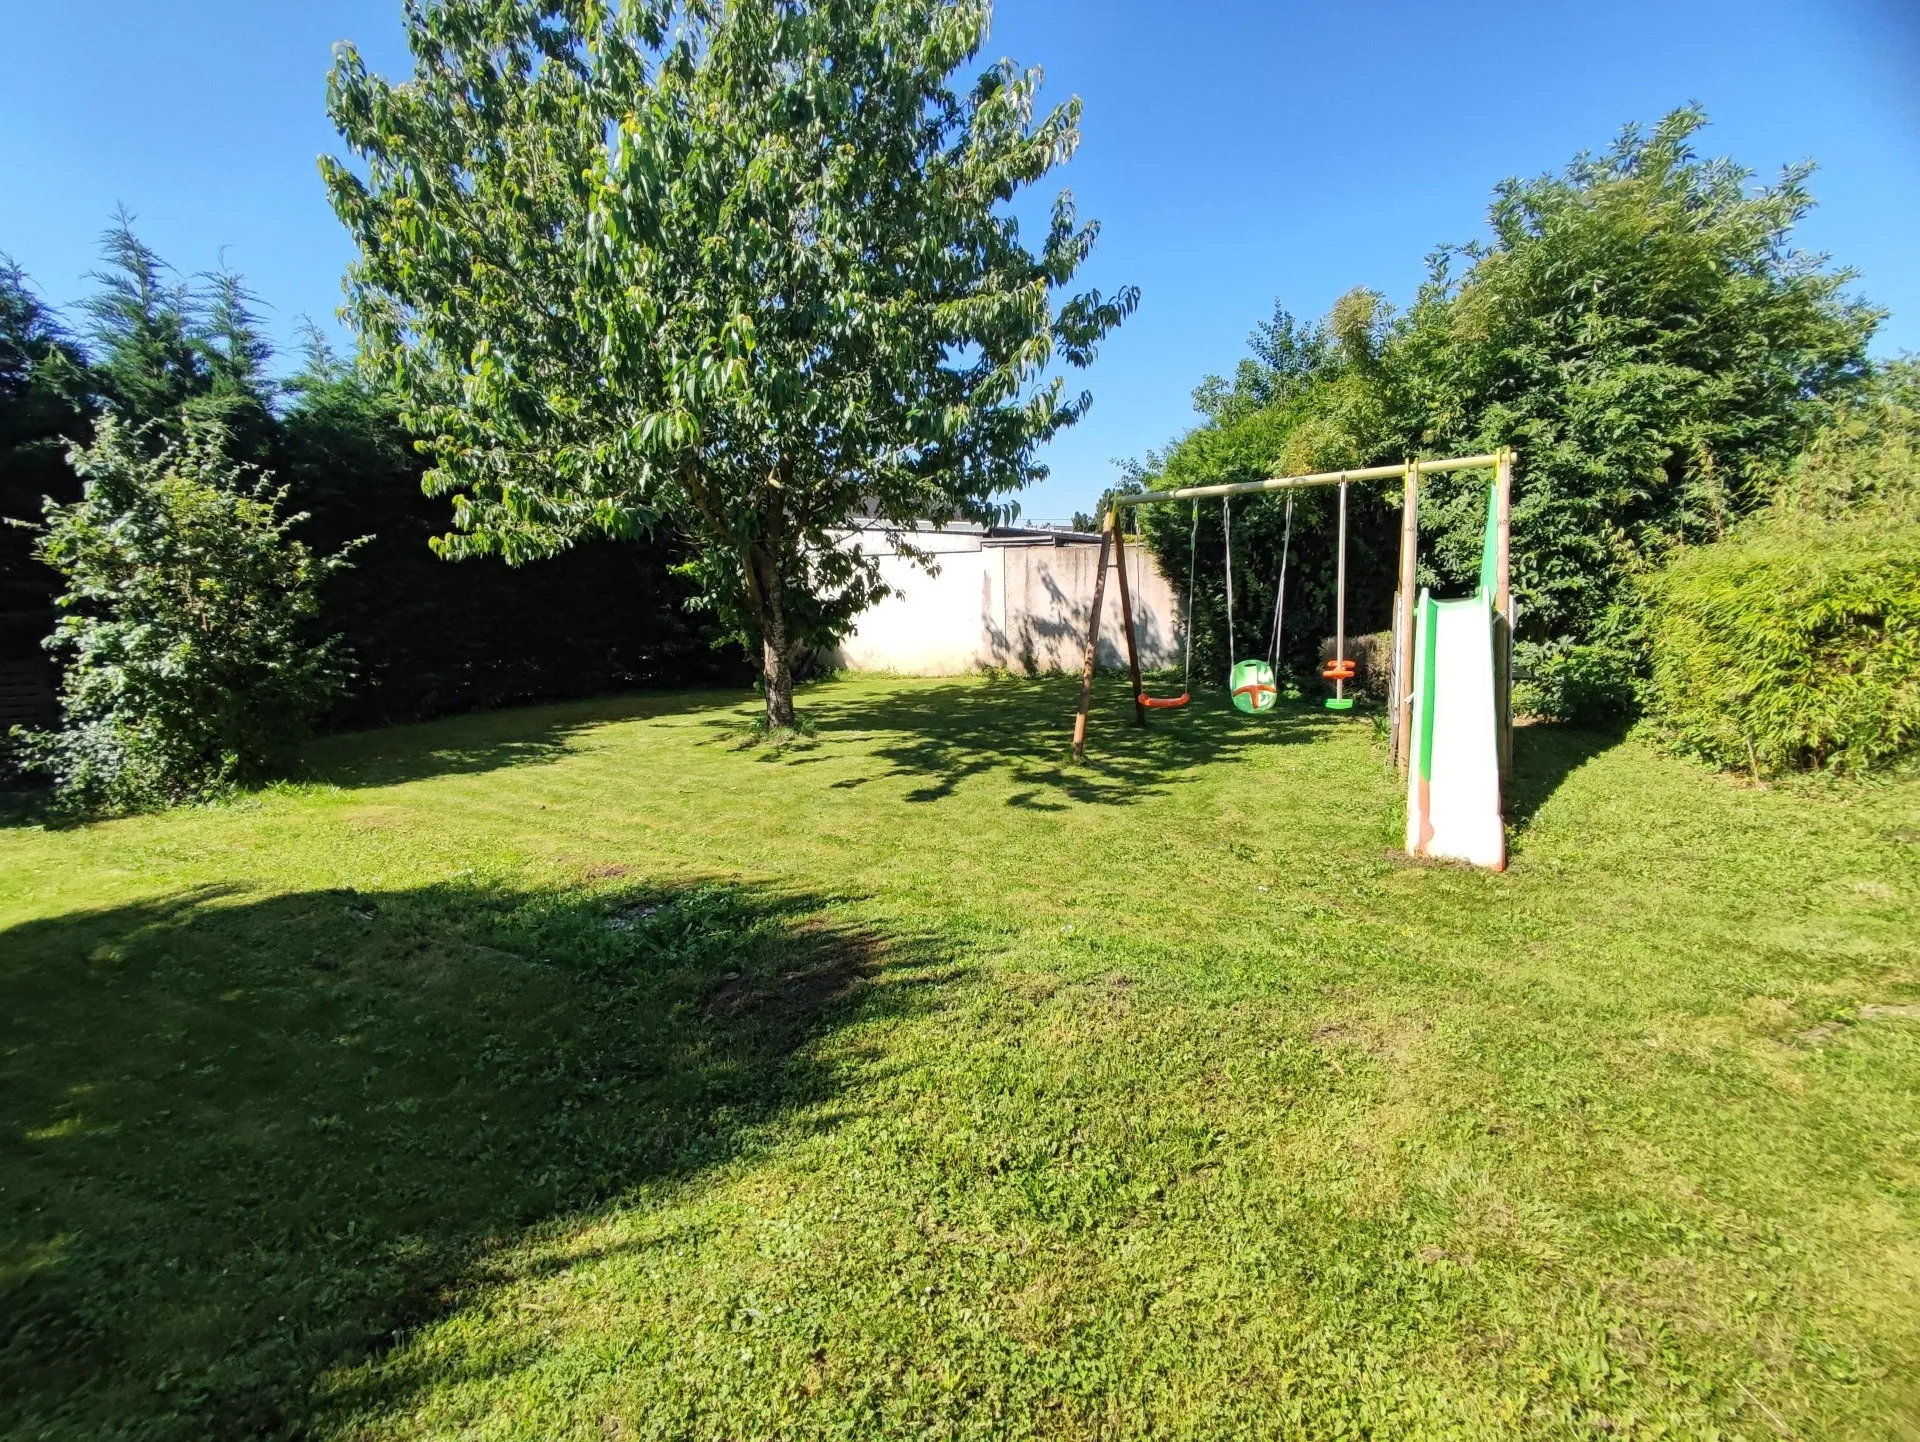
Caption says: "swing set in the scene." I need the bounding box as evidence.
[1128,487,1324,716]
[1069,450,1516,780]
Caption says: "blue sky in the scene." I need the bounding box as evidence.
[3,1,1915,522]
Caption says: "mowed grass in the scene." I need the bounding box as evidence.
[3,674,1918,1440]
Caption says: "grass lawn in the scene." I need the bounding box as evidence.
[3,674,1918,1440]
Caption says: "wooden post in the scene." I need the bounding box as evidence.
[1494,448,1514,781]
[1070,516,1115,763]
[1493,447,1513,629]
[1392,459,1420,774]
[1110,517,1147,727]
[1388,586,1404,764]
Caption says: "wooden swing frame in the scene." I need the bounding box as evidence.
[1070,450,1517,770]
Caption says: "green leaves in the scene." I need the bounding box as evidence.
[1412,108,1879,639]
[1646,518,1920,775]
[325,0,1134,721]
[1134,107,1876,686]
[1643,361,1920,775]
[17,415,361,811]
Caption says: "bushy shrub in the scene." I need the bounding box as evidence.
[1513,636,1642,727]
[10,416,360,811]
[1644,520,1920,775]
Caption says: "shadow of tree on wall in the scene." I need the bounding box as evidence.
[980,557,1181,677]
[792,674,1353,807]
[0,878,953,1439]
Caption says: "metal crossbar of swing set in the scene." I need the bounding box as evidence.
[1106,453,1504,510]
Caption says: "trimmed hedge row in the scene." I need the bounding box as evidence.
[1645,520,1920,776]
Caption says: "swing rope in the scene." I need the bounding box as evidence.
[1223,496,1236,685]
[1224,494,1279,713]
[1181,501,1198,689]
[1266,493,1293,672]
[1136,501,1198,710]
[1321,478,1357,706]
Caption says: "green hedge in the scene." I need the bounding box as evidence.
[1514,639,1641,728]
[1645,520,1920,776]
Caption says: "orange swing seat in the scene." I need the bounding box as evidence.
[1321,658,1356,681]
[1138,690,1191,710]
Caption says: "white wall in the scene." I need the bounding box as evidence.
[832,529,1185,676]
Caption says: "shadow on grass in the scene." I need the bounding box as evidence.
[301,687,756,792]
[772,673,1353,807]
[0,876,951,1440]
[1505,718,1631,832]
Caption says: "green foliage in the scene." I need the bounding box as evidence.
[1770,357,1920,525]
[4,225,746,741]
[277,336,742,727]
[1513,638,1641,727]
[1409,107,1879,641]
[324,0,1134,726]
[15,416,359,811]
[1135,108,1877,692]
[6,214,283,743]
[1643,361,1920,776]
[1,260,92,691]
[77,212,282,466]
[79,208,213,430]
[1645,520,1920,776]
[0,259,90,449]
[1118,297,1402,690]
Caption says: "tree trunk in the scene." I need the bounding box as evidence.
[745,539,796,729]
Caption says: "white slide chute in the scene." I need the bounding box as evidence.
[1404,590,1506,870]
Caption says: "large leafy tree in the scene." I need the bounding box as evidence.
[324,0,1135,725]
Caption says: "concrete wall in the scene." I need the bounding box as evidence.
[832,531,1185,676]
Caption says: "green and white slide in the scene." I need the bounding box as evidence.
[1404,474,1507,871]
[1405,589,1506,870]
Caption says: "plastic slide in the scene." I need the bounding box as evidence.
[1404,588,1507,871]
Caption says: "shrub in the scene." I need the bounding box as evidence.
[1514,638,1641,727]
[1316,629,1393,702]
[10,416,360,811]
[1770,358,1920,524]
[1644,519,1920,776]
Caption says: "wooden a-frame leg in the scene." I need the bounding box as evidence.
[1070,518,1115,763]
